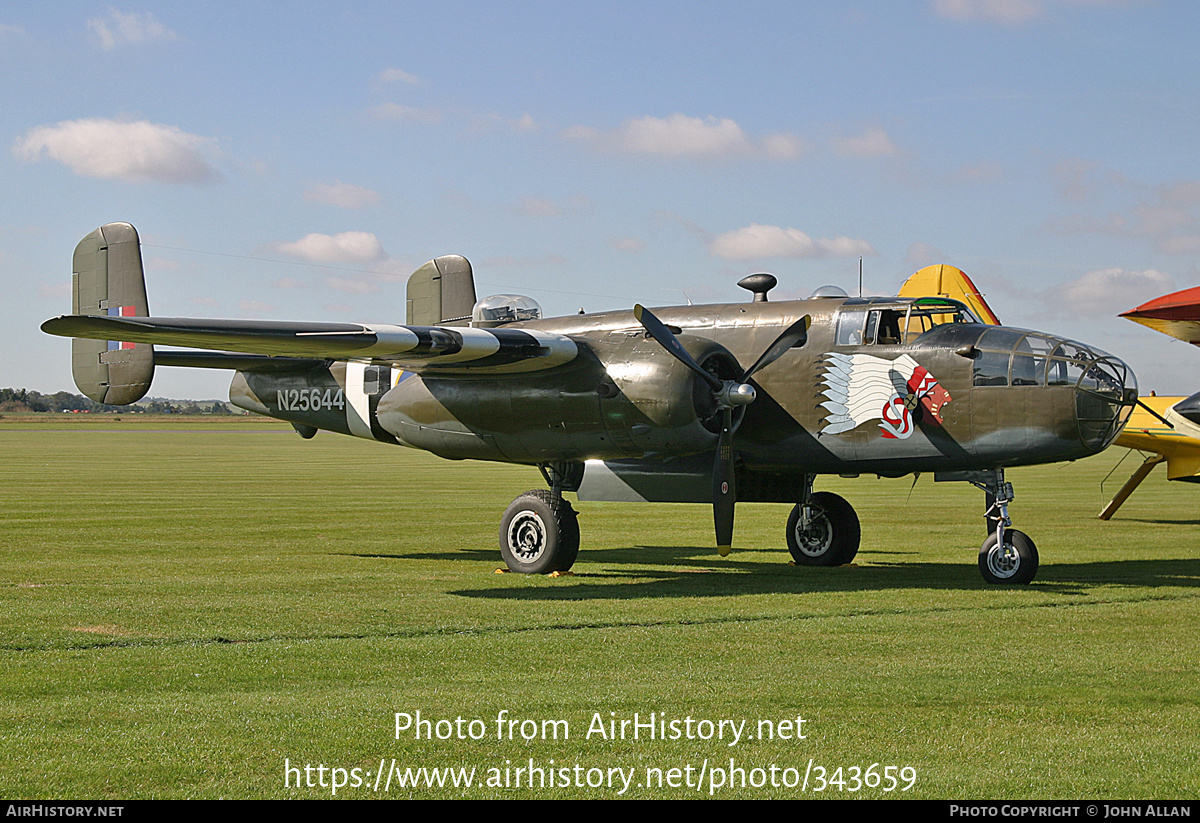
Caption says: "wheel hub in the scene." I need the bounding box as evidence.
[793,511,833,556]
[507,511,547,563]
[986,542,1020,578]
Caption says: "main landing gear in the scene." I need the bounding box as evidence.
[958,468,1039,585]
[786,474,861,566]
[498,463,582,574]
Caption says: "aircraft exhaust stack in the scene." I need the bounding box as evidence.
[69,222,154,405]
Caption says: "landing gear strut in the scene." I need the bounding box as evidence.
[786,475,861,566]
[969,469,1038,585]
[498,462,582,574]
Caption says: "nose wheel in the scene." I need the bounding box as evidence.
[973,469,1038,585]
[979,528,1038,585]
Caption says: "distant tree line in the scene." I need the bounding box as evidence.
[0,388,235,415]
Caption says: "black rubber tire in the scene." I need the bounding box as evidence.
[978,528,1038,585]
[499,490,580,574]
[786,491,861,566]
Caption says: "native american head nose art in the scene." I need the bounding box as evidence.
[819,352,952,440]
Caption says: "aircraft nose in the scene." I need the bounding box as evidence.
[1072,352,1137,451]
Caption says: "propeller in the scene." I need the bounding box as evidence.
[633,305,811,555]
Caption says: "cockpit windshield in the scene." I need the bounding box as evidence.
[835,297,980,346]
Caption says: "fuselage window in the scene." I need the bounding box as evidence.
[973,350,1009,386]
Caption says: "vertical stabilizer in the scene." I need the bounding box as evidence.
[70,222,154,404]
[899,264,1001,326]
[405,254,477,326]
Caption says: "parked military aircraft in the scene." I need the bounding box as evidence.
[43,223,1139,584]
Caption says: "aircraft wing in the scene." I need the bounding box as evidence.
[41,314,579,374]
[1120,286,1200,345]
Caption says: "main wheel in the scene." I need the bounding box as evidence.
[499,490,580,574]
[978,528,1038,585]
[786,491,861,566]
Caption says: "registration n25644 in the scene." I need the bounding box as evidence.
[276,388,345,412]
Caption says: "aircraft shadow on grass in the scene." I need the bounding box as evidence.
[333,548,1200,601]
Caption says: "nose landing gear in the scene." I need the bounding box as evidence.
[937,468,1040,584]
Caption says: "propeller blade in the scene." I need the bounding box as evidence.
[713,407,735,556]
[633,304,723,392]
[740,315,811,382]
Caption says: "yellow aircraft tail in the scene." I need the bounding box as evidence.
[899,264,1001,325]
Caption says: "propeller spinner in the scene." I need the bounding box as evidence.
[633,305,811,555]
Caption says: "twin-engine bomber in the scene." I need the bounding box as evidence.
[43,223,1138,584]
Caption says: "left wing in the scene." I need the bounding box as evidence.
[41,314,578,374]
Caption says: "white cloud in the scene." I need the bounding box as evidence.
[931,0,1044,24]
[1055,267,1174,316]
[762,133,806,160]
[565,114,804,159]
[513,113,538,133]
[1046,175,1200,254]
[1051,158,1129,203]
[369,103,443,124]
[378,68,421,85]
[88,9,176,49]
[905,242,948,267]
[471,112,539,134]
[622,114,750,156]
[831,126,899,157]
[324,276,380,294]
[13,118,219,183]
[271,232,386,263]
[709,224,875,261]
[304,181,382,209]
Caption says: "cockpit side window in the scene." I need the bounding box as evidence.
[836,307,908,346]
[835,311,866,346]
[876,311,902,345]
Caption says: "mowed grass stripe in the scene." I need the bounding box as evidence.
[1,417,1197,798]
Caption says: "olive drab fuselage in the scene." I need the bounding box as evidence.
[229,296,1136,477]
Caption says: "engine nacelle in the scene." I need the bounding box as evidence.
[374,333,741,463]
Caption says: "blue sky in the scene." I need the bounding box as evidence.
[4,0,1199,398]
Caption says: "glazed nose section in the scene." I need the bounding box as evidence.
[1074,354,1137,451]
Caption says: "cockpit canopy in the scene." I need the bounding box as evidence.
[471,294,542,327]
[835,297,981,346]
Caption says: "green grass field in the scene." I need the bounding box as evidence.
[1,415,1196,799]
